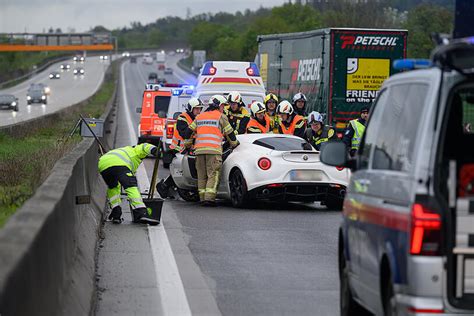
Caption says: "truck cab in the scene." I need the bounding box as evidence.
[137,83,172,146]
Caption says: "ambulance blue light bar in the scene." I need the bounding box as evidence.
[246,62,260,77]
[393,59,432,71]
[172,89,183,96]
[202,62,216,75]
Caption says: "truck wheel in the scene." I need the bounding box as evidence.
[229,169,249,208]
[326,197,344,210]
[177,188,199,202]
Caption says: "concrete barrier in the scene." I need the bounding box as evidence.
[0,63,120,315]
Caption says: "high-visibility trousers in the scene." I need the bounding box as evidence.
[195,154,222,202]
[100,166,146,210]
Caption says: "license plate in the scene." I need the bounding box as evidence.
[289,170,323,181]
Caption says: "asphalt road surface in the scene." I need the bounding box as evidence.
[95,54,341,316]
[0,55,109,127]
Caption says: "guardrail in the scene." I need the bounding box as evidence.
[0,61,120,315]
[177,57,200,76]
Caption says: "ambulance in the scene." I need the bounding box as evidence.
[136,83,172,146]
[195,61,266,106]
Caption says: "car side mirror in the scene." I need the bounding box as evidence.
[320,142,348,167]
[136,108,142,113]
[173,112,182,120]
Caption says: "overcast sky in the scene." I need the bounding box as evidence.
[0,0,288,33]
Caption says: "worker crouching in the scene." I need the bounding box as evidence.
[98,143,159,224]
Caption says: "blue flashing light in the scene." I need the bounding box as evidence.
[393,59,432,71]
[185,89,194,95]
[246,62,260,76]
[463,36,474,45]
[201,62,216,75]
[172,89,183,96]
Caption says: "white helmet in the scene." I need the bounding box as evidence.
[292,92,307,104]
[308,111,324,124]
[208,95,227,108]
[250,101,266,118]
[227,91,242,104]
[186,97,203,112]
[277,100,294,115]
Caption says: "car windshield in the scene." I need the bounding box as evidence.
[154,96,171,114]
[0,95,15,102]
[253,136,311,151]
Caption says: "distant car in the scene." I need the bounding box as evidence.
[0,94,19,111]
[60,64,70,70]
[99,55,109,60]
[73,55,85,62]
[30,83,50,95]
[171,134,349,205]
[49,71,60,79]
[73,68,85,75]
[130,57,137,63]
[176,48,184,53]
[148,72,158,81]
[164,67,173,75]
[122,51,130,57]
[27,86,47,105]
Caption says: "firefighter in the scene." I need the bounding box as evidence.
[342,106,369,157]
[224,91,250,134]
[292,92,308,117]
[264,93,280,133]
[98,143,159,224]
[156,97,204,199]
[304,111,336,151]
[276,100,306,138]
[247,101,271,133]
[183,95,239,206]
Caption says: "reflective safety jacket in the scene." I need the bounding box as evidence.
[266,112,280,133]
[278,114,306,138]
[304,126,336,151]
[187,110,237,155]
[170,112,193,152]
[98,143,156,174]
[349,119,366,150]
[246,116,271,133]
[224,106,250,135]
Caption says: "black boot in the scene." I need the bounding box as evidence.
[133,207,160,225]
[108,206,123,224]
[156,179,169,199]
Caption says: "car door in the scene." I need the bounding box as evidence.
[344,89,387,300]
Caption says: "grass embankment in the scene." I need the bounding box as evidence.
[0,63,117,227]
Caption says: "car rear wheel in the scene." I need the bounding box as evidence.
[383,275,397,316]
[177,188,199,202]
[229,169,249,208]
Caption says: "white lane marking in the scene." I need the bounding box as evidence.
[120,61,192,316]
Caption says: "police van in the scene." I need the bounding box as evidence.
[321,37,474,315]
[195,61,266,106]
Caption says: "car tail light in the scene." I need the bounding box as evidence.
[336,166,344,171]
[246,62,260,76]
[202,62,217,75]
[267,183,283,188]
[410,203,442,256]
[407,307,443,314]
[258,157,271,170]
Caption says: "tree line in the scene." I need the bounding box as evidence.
[113,1,453,59]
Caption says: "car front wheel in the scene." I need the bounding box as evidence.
[229,169,249,208]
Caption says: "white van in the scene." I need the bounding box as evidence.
[195,61,266,107]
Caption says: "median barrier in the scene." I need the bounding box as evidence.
[0,61,119,315]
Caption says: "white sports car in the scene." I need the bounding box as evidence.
[170,134,350,209]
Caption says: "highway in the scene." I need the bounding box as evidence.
[0,55,110,127]
[95,53,341,315]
